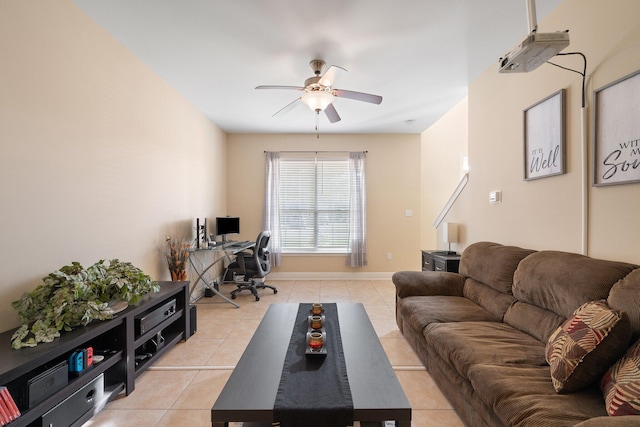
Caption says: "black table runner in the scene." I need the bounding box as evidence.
[273,303,354,427]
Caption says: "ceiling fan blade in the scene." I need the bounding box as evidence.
[324,103,341,123]
[333,89,383,105]
[318,65,347,87]
[273,97,302,117]
[256,85,305,91]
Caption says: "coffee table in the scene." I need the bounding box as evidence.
[211,303,411,427]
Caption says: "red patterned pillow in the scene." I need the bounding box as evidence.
[601,339,640,416]
[545,300,631,393]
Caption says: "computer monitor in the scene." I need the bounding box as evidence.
[216,216,240,242]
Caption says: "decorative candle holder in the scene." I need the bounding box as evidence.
[308,331,324,351]
[311,303,324,315]
[309,315,323,330]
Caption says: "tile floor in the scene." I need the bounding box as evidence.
[83,280,464,427]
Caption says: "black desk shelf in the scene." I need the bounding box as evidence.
[0,281,190,427]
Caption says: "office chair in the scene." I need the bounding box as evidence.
[228,231,277,301]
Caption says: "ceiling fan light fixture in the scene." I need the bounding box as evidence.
[301,90,334,111]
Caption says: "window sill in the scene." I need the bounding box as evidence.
[282,251,348,256]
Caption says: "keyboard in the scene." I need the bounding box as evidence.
[226,240,251,248]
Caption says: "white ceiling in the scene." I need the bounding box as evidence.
[71,0,562,135]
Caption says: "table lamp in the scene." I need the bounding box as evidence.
[442,222,458,254]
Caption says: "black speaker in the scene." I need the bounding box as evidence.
[189,304,197,336]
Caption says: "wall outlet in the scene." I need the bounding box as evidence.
[386,252,392,260]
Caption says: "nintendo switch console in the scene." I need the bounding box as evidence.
[25,361,69,409]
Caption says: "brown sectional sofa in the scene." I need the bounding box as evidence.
[393,242,640,427]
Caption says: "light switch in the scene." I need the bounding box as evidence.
[405,209,413,217]
[489,190,502,203]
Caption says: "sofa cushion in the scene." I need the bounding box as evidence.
[600,338,640,416]
[397,296,498,334]
[459,242,536,294]
[423,341,505,427]
[608,268,640,340]
[546,300,631,393]
[463,278,516,321]
[468,364,608,427]
[513,251,638,318]
[424,321,547,379]
[504,301,565,343]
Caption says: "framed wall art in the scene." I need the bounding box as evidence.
[593,70,640,186]
[523,89,566,180]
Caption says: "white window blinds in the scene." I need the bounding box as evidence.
[279,157,350,252]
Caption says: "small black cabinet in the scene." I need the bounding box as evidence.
[0,281,190,427]
[421,250,461,273]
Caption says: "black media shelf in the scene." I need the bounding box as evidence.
[0,281,190,427]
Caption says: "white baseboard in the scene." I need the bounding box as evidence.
[266,271,394,281]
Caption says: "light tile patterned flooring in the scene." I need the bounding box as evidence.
[83,280,464,427]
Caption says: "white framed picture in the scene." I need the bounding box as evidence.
[593,70,640,186]
[523,89,566,180]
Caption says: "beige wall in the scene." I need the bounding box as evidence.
[438,0,640,263]
[0,0,227,331]
[226,134,422,275]
[4,0,638,332]
[420,97,468,252]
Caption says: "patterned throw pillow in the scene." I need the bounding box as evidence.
[545,300,631,393]
[601,339,640,416]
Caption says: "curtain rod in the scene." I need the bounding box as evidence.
[264,150,367,153]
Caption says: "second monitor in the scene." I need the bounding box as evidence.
[216,216,240,243]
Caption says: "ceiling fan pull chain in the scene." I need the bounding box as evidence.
[315,110,320,139]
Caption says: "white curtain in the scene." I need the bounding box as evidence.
[263,152,282,267]
[347,152,367,267]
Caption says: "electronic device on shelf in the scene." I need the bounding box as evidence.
[25,361,69,409]
[215,216,240,243]
[135,299,177,335]
[41,374,104,427]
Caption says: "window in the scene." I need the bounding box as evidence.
[279,156,350,252]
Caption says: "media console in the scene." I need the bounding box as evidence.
[0,281,190,427]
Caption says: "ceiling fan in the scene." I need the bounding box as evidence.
[256,59,383,126]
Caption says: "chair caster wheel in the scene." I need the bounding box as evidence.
[273,289,278,294]
[255,296,260,301]
[231,294,237,299]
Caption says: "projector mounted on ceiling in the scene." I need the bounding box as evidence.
[498,0,569,73]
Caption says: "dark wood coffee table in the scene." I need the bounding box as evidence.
[211,303,411,427]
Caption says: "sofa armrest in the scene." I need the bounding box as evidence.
[574,416,640,426]
[392,271,465,298]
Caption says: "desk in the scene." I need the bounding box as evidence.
[189,241,255,307]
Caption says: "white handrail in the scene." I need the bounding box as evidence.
[433,173,469,228]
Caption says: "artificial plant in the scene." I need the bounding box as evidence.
[11,259,159,349]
